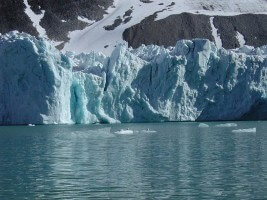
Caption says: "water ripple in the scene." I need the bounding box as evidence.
[0,122,266,199]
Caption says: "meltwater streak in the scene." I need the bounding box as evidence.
[0,121,266,199]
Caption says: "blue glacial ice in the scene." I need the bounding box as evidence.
[0,32,267,125]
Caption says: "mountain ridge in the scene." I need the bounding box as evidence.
[0,0,267,54]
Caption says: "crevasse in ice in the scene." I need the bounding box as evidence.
[0,32,267,124]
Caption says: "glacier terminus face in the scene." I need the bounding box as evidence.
[0,32,267,125]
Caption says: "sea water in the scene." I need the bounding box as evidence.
[0,121,266,199]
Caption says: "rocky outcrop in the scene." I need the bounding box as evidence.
[0,0,113,46]
[0,0,38,36]
[123,12,267,49]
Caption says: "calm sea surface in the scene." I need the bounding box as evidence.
[0,121,266,199]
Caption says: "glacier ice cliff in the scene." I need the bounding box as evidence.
[0,32,267,124]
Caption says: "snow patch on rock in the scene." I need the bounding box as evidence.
[236,31,246,47]
[63,0,267,55]
[23,0,46,38]
[210,17,222,48]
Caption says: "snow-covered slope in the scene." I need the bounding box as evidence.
[1,32,267,125]
[1,0,266,54]
[62,0,267,55]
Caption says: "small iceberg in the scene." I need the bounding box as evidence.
[232,128,256,133]
[215,123,237,127]
[28,124,35,126]
[114,129,134,135]
[141,128,157,133]
[198,123,209,128]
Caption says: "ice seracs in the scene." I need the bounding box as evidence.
[0,32,267,125]
[0,32,73,125]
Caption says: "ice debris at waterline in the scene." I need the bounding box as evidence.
[141,129,157,133]
[232,128,257,133]
[0,32,267,125]
[114,129,134,135]
[198,123,209,128]
[215,123,238,127]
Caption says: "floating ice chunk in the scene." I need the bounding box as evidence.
[114,129,134,135]
[198,123,209,128]
[141,128,157,133]
[232,128,256,133]
[215,123,237,127]
[28,124,35,126]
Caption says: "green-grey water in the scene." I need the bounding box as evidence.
[0,121,266,199]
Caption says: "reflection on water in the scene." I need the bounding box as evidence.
[0,122,266,199]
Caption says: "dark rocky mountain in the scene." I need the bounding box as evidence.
[123,12,267,49]
[213,14,267,48]
[0,0,38,36]
[28,0,113,42]
[0,0,113,48]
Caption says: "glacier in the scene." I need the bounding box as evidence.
[0,32,267,125]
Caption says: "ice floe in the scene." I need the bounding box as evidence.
[232,128,256,133]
